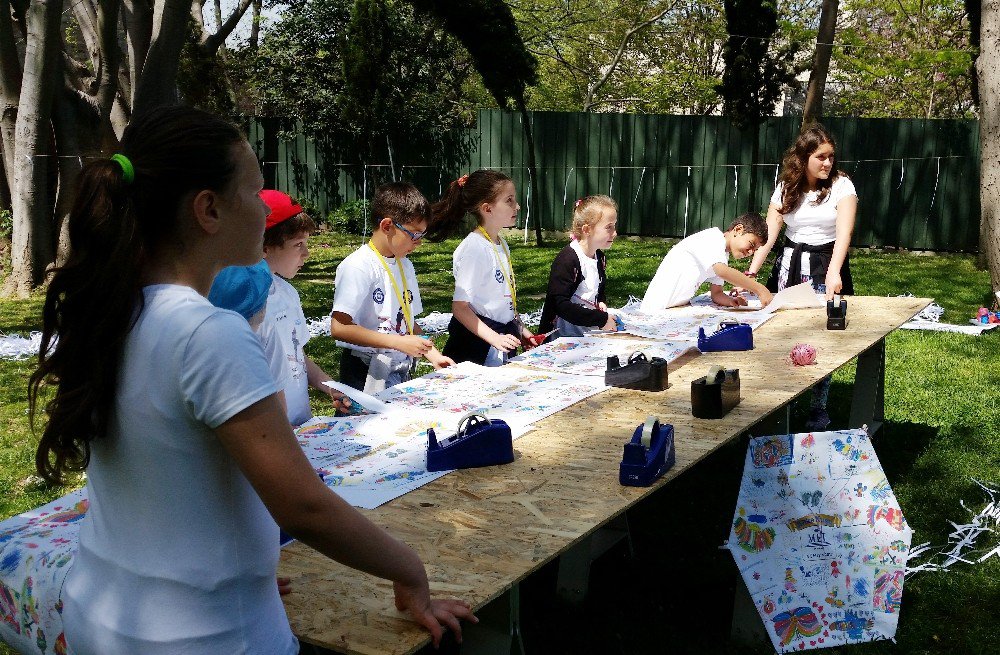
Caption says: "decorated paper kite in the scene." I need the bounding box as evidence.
[727,428,912,652]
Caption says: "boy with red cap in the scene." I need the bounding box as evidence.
[259,190,347,424]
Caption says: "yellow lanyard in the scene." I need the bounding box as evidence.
[367,241,413,335]
[477,226,517,313]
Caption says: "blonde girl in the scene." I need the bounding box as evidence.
[537,195,619,339]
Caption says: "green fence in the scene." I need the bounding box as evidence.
[248,111,980,252]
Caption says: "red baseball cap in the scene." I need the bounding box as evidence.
[260,189,304,229]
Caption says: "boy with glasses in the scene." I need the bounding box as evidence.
[331,182,454,392]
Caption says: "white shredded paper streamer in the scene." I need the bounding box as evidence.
[905,479,1000,577]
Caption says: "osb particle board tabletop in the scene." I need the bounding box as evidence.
[281,296,930,655]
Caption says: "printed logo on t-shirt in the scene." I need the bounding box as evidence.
[405,289,414,304]
[494,269,504,284]
[373,288,385,304]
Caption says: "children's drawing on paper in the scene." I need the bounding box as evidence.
[379,361,608,425]
[614,303,774,342]
[0,489,86,655]
[509,336,696,376]
[726,429,911,652]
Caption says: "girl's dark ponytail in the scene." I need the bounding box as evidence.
[425,169,512,242]
[28,106,245,484]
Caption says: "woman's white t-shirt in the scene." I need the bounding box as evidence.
[770,176,858,246]
[63,285,295,655]
[452,231,516,323]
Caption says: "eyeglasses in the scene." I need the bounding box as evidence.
[392,221,427,242]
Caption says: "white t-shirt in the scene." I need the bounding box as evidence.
[570,240,600,306]
[259,274,312,426]
[555,240,602,338]
[332,244,424,363]
[640,227,727,311]
[770,176,858,246]
[63,285,294,655]
[452,231,516,323]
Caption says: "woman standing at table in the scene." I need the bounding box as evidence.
[746,124,858,431]
[28,106,473,655]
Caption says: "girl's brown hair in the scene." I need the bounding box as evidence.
[570,195,617,240]
[425,169,512,242]
[777,124,847,215]
[28,105,246,484]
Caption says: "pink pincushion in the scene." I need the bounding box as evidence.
[789,343,817,366]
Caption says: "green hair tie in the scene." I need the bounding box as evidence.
[110,154,134,184]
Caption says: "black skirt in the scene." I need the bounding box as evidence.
[442,314,520,365]
[765,237,855,295]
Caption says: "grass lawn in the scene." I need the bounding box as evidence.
[1,231,998,655]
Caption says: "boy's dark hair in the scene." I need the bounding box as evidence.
[370,182,430,228]
[263,212,317,249]
[729,212,768,241]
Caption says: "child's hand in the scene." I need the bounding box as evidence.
[395,334,433,358]
[601,313,617,331]
[598,301,608,312]
[277,576,292,596]
[491,332,521,353]
[525,333,547,348]
[425,348,455,369]
[325,388,354,414]
[757,288,774,307]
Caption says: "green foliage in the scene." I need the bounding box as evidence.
[0,208,11,242]
[829,0,976,118]
[177,18,238,116]
[406,0,538,109]
[230,0,476,163]
[328,199,370,235]
[717,0,806,128]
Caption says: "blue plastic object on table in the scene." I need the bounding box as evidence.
[619,417,675,487]
[426,413,515,472]
[697,321,753,352]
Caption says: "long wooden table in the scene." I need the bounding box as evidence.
[280,296,930,655]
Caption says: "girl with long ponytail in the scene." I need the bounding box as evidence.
[28,105,473,654]
[427,169,536,365]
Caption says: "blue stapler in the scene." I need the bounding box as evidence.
[426,413,515,472]
[619,417,675,487]
[698,321,753,352]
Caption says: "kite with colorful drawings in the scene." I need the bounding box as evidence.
[728,428,912,652]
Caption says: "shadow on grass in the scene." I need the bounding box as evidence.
[508,437,773,655]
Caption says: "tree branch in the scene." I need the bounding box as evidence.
[584,0,679,110]
[202,0,253,54]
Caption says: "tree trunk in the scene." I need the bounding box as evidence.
[249,0,261,51]
[123,0,153,109]
[0,0,22,185]
[979,0,1000,293]
[801,0,838,129]
[6,0,62,297]
[131,0,190,115]
[52,89,84,267]
[515,95,543,247]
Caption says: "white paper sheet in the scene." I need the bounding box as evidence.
[321,379,390,413]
